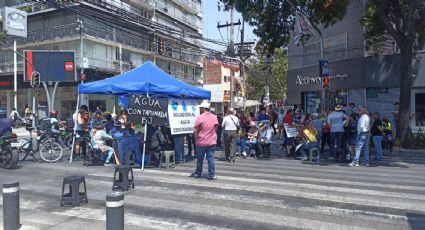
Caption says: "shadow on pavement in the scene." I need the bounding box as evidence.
[407,212,425,230]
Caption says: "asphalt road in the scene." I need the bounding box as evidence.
[0,144,424,230]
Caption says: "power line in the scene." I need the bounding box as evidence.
[34,0,226,58]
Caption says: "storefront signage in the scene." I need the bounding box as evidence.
[168,99,200,135]
[296,74,349,86]
[127,95,168,125]
[0,81,11,87]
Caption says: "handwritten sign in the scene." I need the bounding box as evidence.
[128,95,168,125]
[168,99,199,135]
[283,123,298,138]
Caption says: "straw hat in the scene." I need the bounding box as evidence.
[199,100,210,108]
[335,105,344,111]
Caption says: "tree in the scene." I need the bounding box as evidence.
[362,0,425,143]
[246,48,288,101]
[219,0,351,54]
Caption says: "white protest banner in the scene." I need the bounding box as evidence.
[283,123,298,138]
[168,99,200,135]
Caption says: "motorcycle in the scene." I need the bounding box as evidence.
[0,133,19,169]
[12,117,27,129]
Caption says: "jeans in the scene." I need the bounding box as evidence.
[216,129,222,147]
[195,145,216,177]
[104,146,114,163]
[353,133,370,164]
[186,134,196,156]
[173,135,185,162]
[301,142,319,159]
[329,132,344,158]
[321,132,330,152]
[373,135,383,161]
[246,142,257,155]
[223,130,238,161]
[238,138,247,153]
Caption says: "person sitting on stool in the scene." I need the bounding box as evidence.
[257,122,272,158]
[92,121,115,166]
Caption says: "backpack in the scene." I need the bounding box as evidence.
[38,118,51,131]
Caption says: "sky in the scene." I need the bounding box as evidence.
[202,0,257,52]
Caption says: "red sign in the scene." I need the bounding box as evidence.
[64,61,74,72]
[0,81,11,87]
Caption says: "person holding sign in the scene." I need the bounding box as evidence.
[190,101,218,180]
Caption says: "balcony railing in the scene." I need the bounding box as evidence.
[155,1,200,30]
[170,0,201,14]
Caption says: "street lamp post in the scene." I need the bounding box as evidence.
[0,41,38,117]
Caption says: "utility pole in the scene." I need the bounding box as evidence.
[239,16,247,111]
[76,18,85,107]
[217,6,241,109]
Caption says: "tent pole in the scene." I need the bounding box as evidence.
[70,92,80,163]
[141,122,147,171]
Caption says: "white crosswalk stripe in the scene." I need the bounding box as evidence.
[0,148,424,229]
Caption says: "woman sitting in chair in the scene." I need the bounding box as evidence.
[300,121,318,161]
[257,122,272,158]
[92,121,115,166]
[245,121,259,157]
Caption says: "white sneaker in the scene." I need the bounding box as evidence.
[241,151,247,158]
[348,162,359,167]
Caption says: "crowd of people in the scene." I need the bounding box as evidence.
[1,98,400,173]
[196,101,399,169]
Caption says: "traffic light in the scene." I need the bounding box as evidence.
[322,77,330,89]
[158,37,164,55]
[31,71,41,88]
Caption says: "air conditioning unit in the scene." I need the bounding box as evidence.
[163,8,168,12]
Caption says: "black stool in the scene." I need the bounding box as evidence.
[112,165,135,191]
[61,176,88,207]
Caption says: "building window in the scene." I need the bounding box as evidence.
[415,93,425,126]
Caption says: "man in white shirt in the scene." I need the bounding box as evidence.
[349,106,371,167]
[222,108,239,163]
[10,108,20,122]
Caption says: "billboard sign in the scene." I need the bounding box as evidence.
[23,50,77,82]
[3,7,27,38]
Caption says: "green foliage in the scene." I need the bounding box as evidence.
[0,32,6,41]
[219,0,351,54]
[362,0,425,51]
[246,48,288,101]
[17,5,32,13]
[402,129,425,149]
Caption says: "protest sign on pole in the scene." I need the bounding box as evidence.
[168,99,199,135]
[127,95,168,125]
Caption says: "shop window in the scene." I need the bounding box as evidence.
[366,88,378,98]
[415,93,425,126]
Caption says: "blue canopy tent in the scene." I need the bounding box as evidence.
[78,61,211,99]
[71,61,210,169]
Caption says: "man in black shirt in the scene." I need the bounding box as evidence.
[371,112,384,162]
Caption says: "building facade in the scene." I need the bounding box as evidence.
[202,59,240,114]
[287,1,425,130]
[0,0,202,118]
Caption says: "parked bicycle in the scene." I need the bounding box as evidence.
[16,126,64,163]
